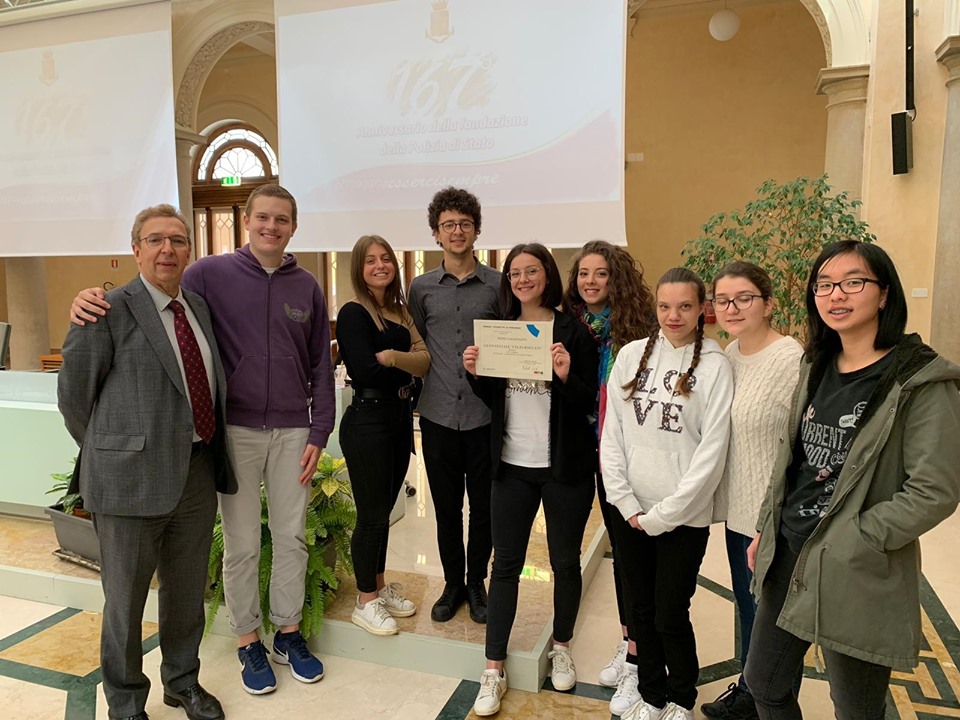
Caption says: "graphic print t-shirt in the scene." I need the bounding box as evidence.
[780,352,894,553]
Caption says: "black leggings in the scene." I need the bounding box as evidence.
[596,471,628,627]
[484,463,594,661]
[339,398,412,594]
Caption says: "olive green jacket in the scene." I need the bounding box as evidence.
[753,334,960,671]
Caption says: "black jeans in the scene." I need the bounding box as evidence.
[597,471,628,627]
[744,536,891,720]
[613,517,709,711]
[340,398,413,594]
[485,463,594,661]
[419,417,492,586]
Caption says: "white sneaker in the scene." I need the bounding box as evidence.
[660,703,693,720]
[378,582,417,617]
[548,645,577,691]
[610,662,641,716]
[622,699,665,720]
[599,639,628,687]
[351,596,398,636]
[474,668,507,716]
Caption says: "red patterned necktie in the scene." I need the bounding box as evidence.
[168,300,216,444]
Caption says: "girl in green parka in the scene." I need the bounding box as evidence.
[743,240,960,720]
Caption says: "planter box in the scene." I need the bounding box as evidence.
[45,504,100,569]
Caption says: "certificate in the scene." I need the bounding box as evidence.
[474,319,553,381]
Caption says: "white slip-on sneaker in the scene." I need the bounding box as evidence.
[351,596,399,636]
[599,639,628,687]
[622,698,666,720]
[660,702,694,720]
[378,582,417,617]
[610,662,641,716]
[548,645,577,691]
[474,668,507,717]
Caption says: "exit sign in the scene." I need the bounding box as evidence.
[221,175,242,187]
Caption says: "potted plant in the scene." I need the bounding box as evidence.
[45,458,101,569]
[682,174,875,339]
[205,451,356,638]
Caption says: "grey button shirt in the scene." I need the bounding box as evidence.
[409,259,501,431]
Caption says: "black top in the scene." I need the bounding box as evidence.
[337,301,413,391]
[781,350,896,551]
[468,311,599,485]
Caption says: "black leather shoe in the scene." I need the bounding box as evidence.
[119,714,149,720]
[431,583,467,622]
[162,683,225,720]
[466,581,488,624]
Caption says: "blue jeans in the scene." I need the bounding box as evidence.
[744,535,891,719]
[725,527,756,690]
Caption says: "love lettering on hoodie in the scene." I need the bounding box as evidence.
[630,367,698,434]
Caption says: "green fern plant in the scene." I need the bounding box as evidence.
[682,175,874,340]
[47,458,88,518]
[205,452,356,638]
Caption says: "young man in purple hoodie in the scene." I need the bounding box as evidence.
[70,185,335,697]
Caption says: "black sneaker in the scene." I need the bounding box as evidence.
[726,690,760,720]
[701,682,745,718]
[431,583,467,622]
[466,581,488,624]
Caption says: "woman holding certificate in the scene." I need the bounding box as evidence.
[463,243,599,717]
[562,240,656,715]
[601,267,733,720]
[337,235,430,637]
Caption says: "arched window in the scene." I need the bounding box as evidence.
[191,123,279,257]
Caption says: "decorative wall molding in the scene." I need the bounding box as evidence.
[174,20,273,130]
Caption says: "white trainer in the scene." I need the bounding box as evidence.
[474,668,507,717]
[610,662,641,716]
[599,639,628,687]
[622,698,665,720]
[548,645,577,691]
[660,703,693,720]
[351,596,399,636]
[378,582,417,617]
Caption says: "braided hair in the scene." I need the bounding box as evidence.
[621,267,706,399]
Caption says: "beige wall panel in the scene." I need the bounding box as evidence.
[44,255,139,351]
[625,2,828,286]
[197,49,279,147]
[860,3,948,339]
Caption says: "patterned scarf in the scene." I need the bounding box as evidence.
[579,304,616,437]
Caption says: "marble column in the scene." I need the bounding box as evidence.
[815,65,871,203]
[931,37,960,361]
[175,126,205,237]
[4,258,50,370]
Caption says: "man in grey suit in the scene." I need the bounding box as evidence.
[58,204,237,720]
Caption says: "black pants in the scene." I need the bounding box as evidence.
[744,536,891,720]
[419,417,492,586]
[340,398,413,594]
[485,463,594,661]
[612,517,709,711]
[596,471,628,627]
[94,444,217,719]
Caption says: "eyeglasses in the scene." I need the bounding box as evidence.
[508,267,542,282]
[439,220,475,233]
[714,294,763,311]
[140,234,190,249]
[811,278,881,296]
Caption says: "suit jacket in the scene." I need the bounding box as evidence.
[58,275,237,516]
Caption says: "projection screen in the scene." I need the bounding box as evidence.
[275,0,626,251]
[0,1,178,257]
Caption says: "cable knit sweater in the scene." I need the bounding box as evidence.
[713,335,803,537]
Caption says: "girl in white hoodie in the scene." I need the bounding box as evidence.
[601,267,734,720]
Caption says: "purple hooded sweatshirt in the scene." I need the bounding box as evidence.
[182,244,335,449]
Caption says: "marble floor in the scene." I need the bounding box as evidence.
[2,432,960,719]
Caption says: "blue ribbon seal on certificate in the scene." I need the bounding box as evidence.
[525,324,541,337]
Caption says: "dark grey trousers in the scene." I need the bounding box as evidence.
[93,444,217,719]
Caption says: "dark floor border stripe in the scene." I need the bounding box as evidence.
[435,679,481,720]
[0,657,88,690]
[697,574,735,602]
[64,683,98,720]
[0,607,82,652]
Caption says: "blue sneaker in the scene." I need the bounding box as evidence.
[237,640,277,695]
[272,630,325,683]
